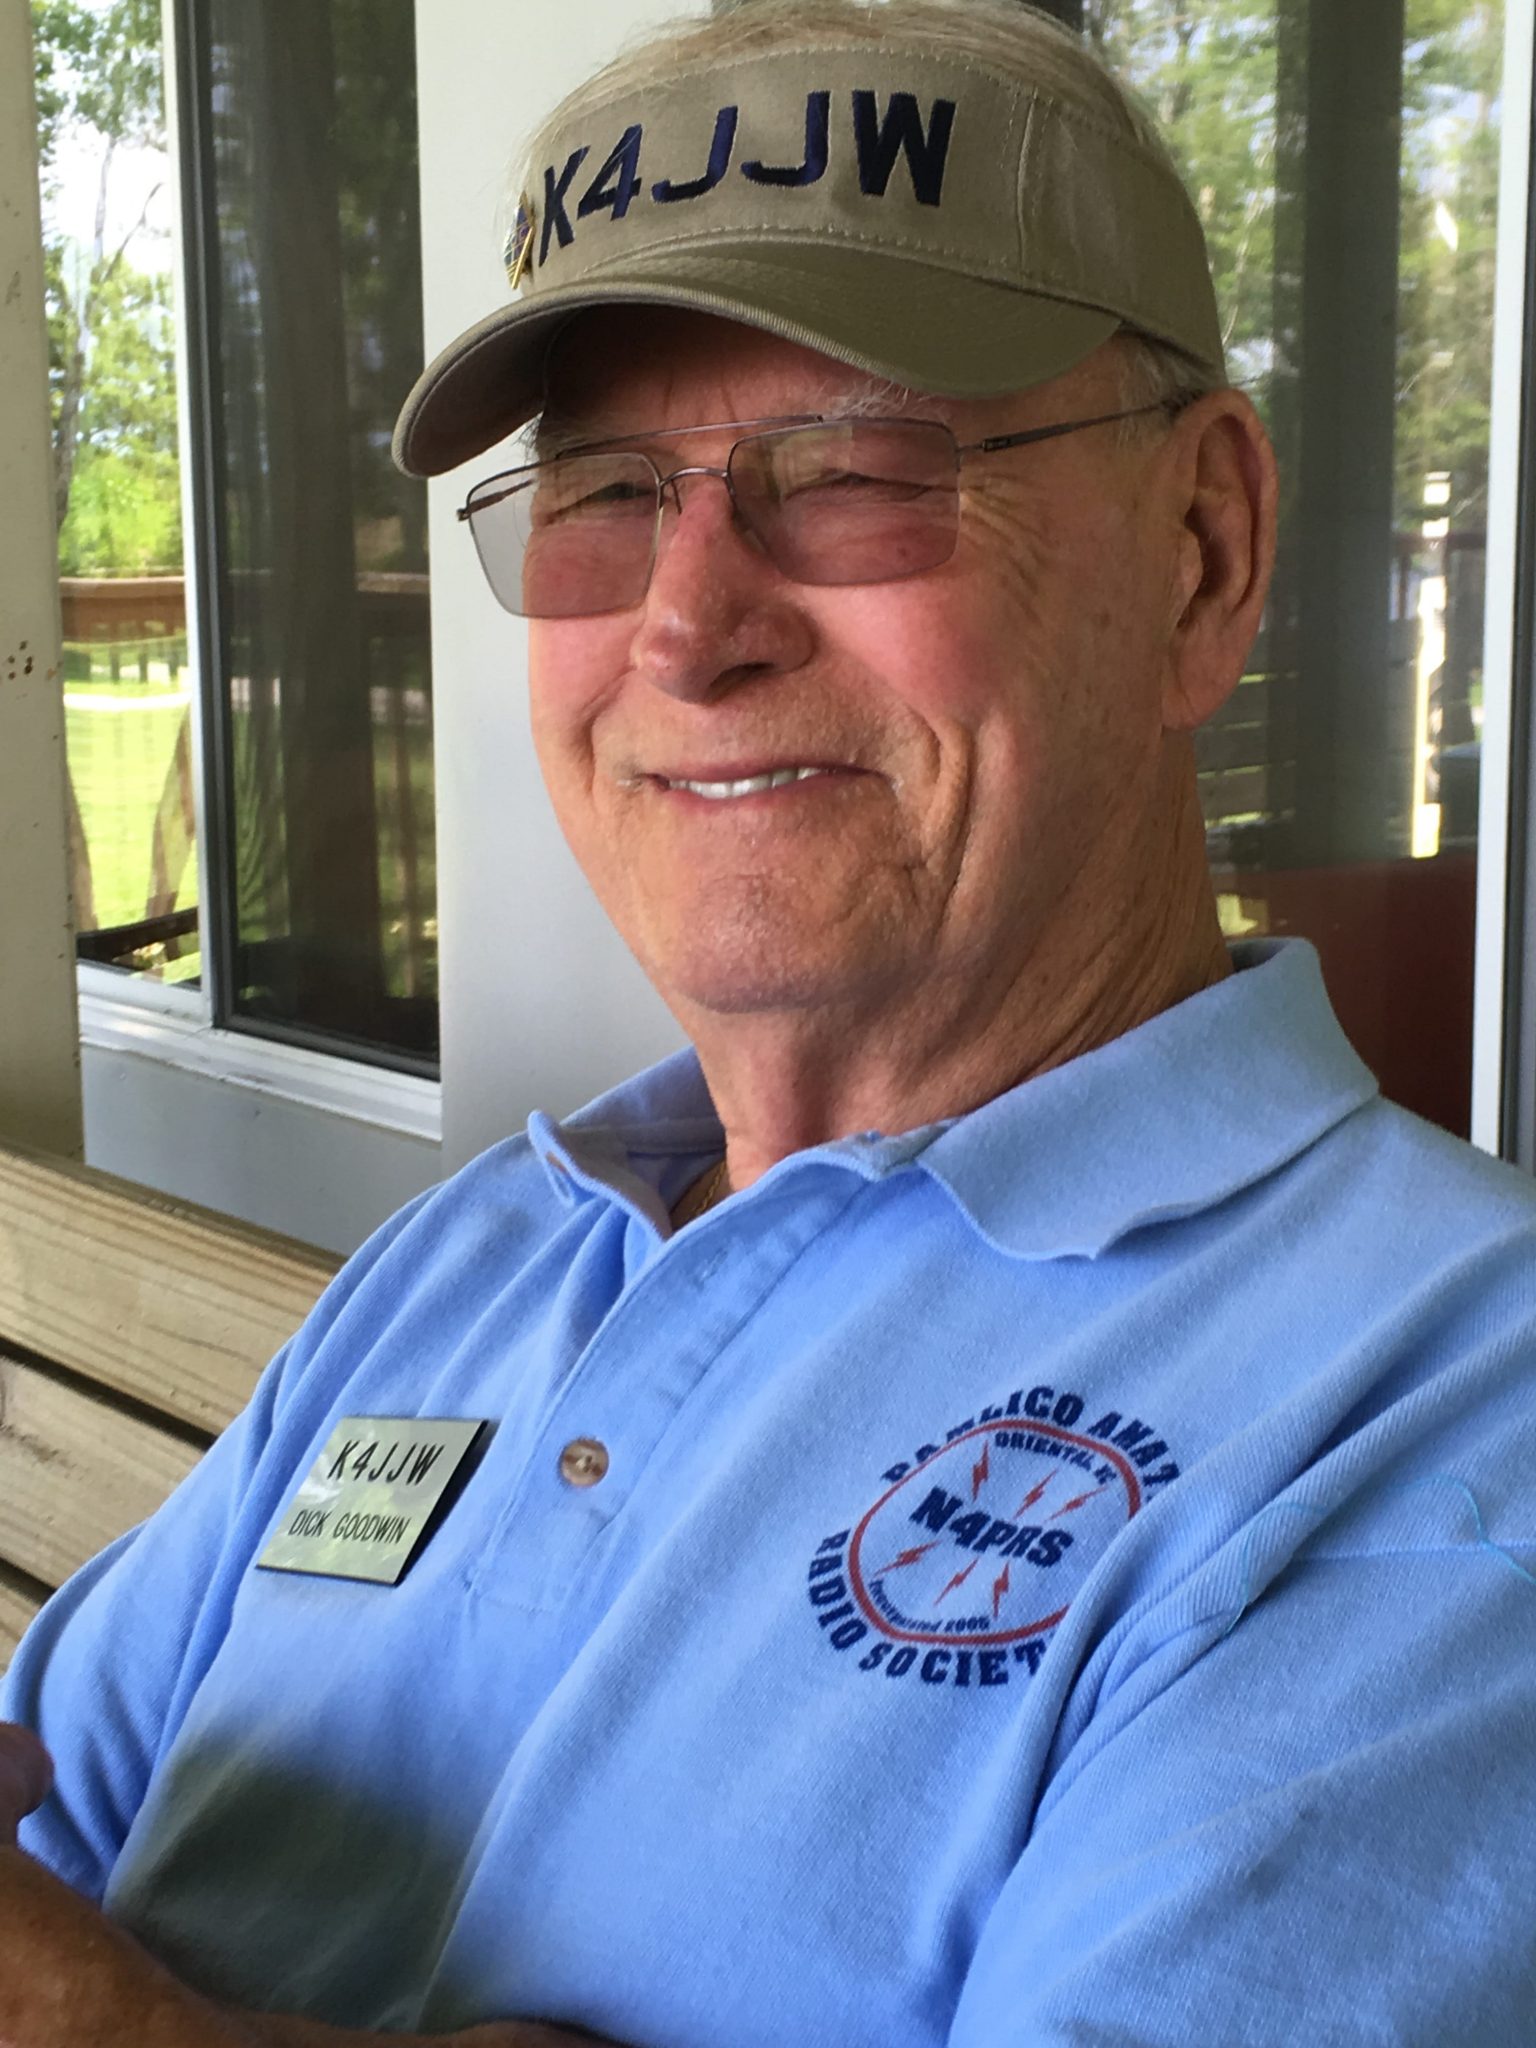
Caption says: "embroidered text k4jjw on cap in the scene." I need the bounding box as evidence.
[392,32,1226,478]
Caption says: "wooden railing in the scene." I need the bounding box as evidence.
[57,573,436,1016]
[0,1141,339,1670]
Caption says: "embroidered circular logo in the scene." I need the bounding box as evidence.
[849,1417,1141,1648]
[805,1387,1179,1690]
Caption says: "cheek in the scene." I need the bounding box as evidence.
[527,620,629,773]
[811,567,1049,736]
[972,492,1168,752]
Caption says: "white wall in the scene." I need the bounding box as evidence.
[0,0,83,1160]
[81,1043,440,1254]
[415,0,697,1175]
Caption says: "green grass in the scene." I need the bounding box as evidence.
[65,641,200,982]
[65,636,439,1006]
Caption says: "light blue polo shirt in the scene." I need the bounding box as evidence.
[6,940,1535,2045]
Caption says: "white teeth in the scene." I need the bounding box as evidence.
[667,766,830,800]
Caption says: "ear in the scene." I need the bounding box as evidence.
[1158,390,1278,733]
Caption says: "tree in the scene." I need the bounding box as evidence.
[1392,1,1502,531]
[1086,1,1281,391]
[32,0,180,566]
[1077,0,1503,881]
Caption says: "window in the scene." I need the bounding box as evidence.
[35,0,438,1068]
[1089,0,1504,1137]
[177,0,436,1066]
[34,0,197,983]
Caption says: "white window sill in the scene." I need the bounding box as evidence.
[76,966,442,1144]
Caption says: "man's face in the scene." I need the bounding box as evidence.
[527,309,1193,1032]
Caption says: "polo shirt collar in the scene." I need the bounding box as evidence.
[533,939,1378,1258]
[916,938,1378,1259]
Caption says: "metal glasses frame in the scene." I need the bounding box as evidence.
[454,403,1179,615]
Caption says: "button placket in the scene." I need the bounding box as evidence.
[465,1173,867,1613]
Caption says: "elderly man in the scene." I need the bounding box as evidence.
[3,1,1534,2043]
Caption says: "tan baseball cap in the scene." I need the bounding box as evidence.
[392,36,1225,479]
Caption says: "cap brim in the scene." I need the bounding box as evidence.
[392,243,1125,479]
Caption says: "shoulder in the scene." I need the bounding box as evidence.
[252,1133,567,1417]
[365,1131,565,1267]
[1291,1094,1536,1286]
[1341,1094,1536,1210]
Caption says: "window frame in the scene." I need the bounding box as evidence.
[73,0,441,1157]
[1482,0,1536,1162]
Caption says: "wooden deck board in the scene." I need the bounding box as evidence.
[0,1352,203,1592]
[0,1143,338,1434]
[0,1573,44,1674]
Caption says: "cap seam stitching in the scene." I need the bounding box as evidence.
[573,223,1027,287]
[553,202,1198,279]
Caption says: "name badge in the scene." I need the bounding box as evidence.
[257,1416,489,1586]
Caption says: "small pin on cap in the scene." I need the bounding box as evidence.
[504,196,535,290]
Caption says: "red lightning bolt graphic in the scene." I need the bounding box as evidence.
[1014,1474,1054,1516]
[876,1541,939,1575]
[971,1441,991,1501]
[1050,1485,1109,1520]
[991,1562,1011,1619]
[933,1558,979,1608]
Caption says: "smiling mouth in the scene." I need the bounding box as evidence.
[658,765,839,801]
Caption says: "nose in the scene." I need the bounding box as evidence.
[626,469,814,704]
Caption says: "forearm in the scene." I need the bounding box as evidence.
[0,1846,607,2048]
[0,1845,249,2048]
[248,2022,599,2048]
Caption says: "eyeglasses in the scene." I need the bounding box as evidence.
[456,404,1174,620]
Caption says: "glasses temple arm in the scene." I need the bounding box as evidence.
[960,401,1178,458]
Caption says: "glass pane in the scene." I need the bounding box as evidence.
[1094,0,1504,1137]
[34,0,199,983]
[191,0,436,1064]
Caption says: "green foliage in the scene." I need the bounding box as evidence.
[58,446,181,573]
[1091,0,1503,528]
[33,0,180,572]
[331,0,429,569]
[55,258,180,574]
[32,0,162,173]
[1393,3,1503,526]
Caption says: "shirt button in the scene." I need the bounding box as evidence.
[559,1438,609,1487]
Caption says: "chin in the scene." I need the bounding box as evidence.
[633,910,892,1021]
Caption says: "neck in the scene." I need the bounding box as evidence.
[682,769,1230,1193]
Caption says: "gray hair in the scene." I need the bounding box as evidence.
[1115,332,1226,437]
[576,1,1173,152]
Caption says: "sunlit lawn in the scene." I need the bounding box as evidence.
[63,647,436,1000]
[65,659,198,955]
